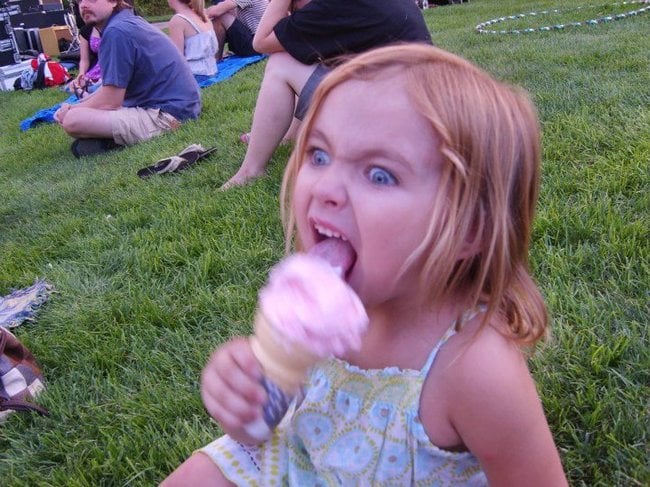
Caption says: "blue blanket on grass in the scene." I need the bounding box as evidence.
[0,279,52,329]
[20,54,265,131]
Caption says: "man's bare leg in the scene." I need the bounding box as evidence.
[59,106,114,139]
[220,53,316,190]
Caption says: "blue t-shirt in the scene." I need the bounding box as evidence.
[100,10,201,121]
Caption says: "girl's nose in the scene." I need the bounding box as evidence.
[312,165,347,208]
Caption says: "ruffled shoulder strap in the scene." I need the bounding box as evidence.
[419,307,486,376]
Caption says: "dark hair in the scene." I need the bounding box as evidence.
[114,0,134,13]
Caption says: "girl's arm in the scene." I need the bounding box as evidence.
[167,15,186,55]
[422,329,568,486]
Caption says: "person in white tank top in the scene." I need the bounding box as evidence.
[168,0,219,81]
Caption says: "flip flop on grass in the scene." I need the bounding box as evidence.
[137,144,217,178]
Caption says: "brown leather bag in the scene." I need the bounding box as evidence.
[0,326,48,420]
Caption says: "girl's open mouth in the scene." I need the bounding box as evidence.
[310,224,357,281]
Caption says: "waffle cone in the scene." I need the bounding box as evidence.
[249,311,319,394]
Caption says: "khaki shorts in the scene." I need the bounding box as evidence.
[110,107,181,146]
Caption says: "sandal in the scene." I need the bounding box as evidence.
[137,144,217,178]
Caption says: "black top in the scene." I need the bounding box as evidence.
[274,0,432,65]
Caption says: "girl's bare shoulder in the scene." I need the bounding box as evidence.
[423,316,556,461]
[420,316,539,439]
[432,316,534,405]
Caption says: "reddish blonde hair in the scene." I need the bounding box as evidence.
[180,0,208,22]
[281,44,547,346]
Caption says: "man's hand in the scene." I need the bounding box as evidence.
[54,103,72,124]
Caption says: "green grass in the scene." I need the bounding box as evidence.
[1,0,648,484]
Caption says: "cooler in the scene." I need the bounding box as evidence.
[0,59,32,90]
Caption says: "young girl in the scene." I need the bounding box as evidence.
[163,44,568,485]
[168,0,218,83]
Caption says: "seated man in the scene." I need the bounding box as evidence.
[221,0,432,189]
[56,0,201,158]
[206,0,268,61]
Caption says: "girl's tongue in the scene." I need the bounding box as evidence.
[308,238,356,278]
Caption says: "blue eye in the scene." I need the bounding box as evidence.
[367,167,397,186]
[310,149,330,167]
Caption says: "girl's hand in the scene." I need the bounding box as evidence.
[200,338,267,443]
[75,73,86,88]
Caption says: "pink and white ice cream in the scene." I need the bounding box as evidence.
[244,241,368,440]
[258,249,367,359]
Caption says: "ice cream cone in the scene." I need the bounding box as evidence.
[249,311,320,394]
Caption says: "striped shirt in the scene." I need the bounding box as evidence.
[233,0,268,34]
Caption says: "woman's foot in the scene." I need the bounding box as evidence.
[220,167,265,190]
[238,132,292,146]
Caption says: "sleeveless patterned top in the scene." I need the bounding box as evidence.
[201,313,488,485]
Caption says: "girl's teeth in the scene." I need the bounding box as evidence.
[315,224,347,241]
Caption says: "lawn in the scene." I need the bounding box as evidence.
[1,0,648,485]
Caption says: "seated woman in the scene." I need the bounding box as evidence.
[168,0,218,83]
[66,23,102,99]
[79,25,102,88]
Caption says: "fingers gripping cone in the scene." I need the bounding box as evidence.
[242,252,368,441]
[250,311,319,394]
[244,311,320,441]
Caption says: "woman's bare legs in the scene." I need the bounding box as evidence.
[210,12,236,61]
[284,115,301,142]
[220,53,316,190]
[239,115,301,145]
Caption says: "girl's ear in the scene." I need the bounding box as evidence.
[457,238,481,260]
[457,215,483,260]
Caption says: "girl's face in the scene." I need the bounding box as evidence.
[292,76,445,310]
